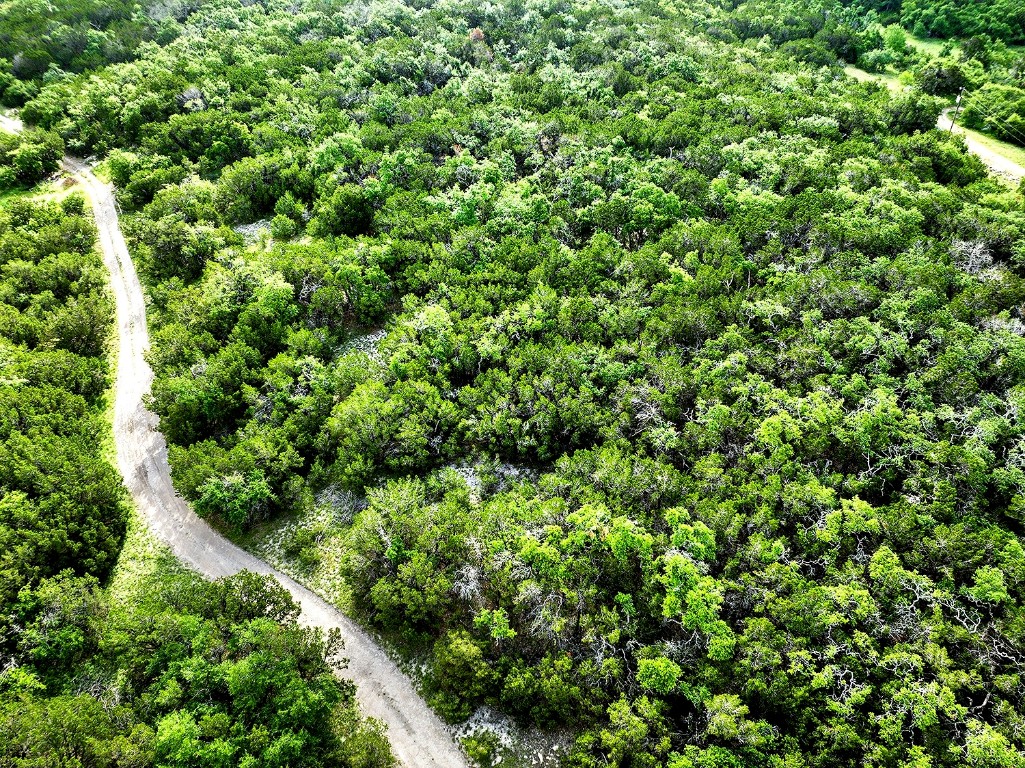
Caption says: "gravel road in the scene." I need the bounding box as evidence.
[0,111,468,768]
[0,114,22,133]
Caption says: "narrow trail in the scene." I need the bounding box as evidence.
[0,112,468,768]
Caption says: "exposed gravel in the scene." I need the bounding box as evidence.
[0,113,468,768]
[0,113,24,133]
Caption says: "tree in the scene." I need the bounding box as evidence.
[195,471,275,530]
[636,658,682,695]
[310,184,378,237]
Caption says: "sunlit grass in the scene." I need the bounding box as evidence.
[906,34,950,57]
[844,65,905,94]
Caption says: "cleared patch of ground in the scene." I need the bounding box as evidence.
[844,64,905,94]
[455,707,572,768]
[337,327,389,362]
[243,490,360,610]
[233,218,273,244]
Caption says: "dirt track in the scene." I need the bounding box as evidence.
[0,112,467,768]
[938,109,1025,185]
[842,71,1024,185]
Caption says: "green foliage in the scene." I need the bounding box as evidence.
[21,0,1025,765]
[0,0,174,103]
[430,630,498,722]
[962,84,1025,146]
[0,570,394,768]
[310,184,379,238]
[195,470,276,530]
[899,0,1025,44]
[0,128,63,188]
[0,193,125,606]
[845,0,1025,43]
[636,658,683,695]
[915,57,974,96]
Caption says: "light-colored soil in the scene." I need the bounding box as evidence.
[1,111,468,768]
[841,69,1025,185]
[0,113,24,133]
[938,109,1025,185]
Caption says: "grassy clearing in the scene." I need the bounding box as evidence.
[237,502,356,612]
[844,65,905,94]
[0,183,27,205]
[105,508,189,608]
[906,34,951,57]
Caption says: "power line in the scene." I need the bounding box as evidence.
[948,87,964,133]
[951,106,1025,150]
[968,107,1025,147]
[955,90,1025,147]
[959,105,1025,146]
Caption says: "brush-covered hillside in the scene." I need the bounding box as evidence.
[5,0,1025,765]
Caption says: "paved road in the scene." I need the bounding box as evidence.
[0,112,468,768]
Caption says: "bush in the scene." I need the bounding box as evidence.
[195,471,276,530]
[886,90,943,134]
[271,213,297,239]
[916,58,971,96]
[0,129,63,188]
[858,48,896,73]
[636,658,683,695]
[962,83,1025,145]
[310,183,377,237]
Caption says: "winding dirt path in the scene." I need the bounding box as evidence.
[0,112,467,768]
[844,68,1025,184]
[0,114,22,135]
[938,109,1025,185]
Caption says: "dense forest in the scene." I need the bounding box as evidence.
[2,566,394,766]
[3,0,1025,765]
[0,0,184,106]
[846,0,1025,44]
[0,168,122,605]
[0,126,64,188]
[0,149,392,767]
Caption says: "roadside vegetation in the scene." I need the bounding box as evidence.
[3,0,1025,765]
[834,6,1025,151]
[0,183,122,605]
[0,163,392,768]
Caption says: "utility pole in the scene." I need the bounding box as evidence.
[949,87,965,132]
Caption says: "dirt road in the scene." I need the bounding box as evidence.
[0,112,468,768]
[0,114,22,133]
[843,70,1025,185]
[938,109,1025,185]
